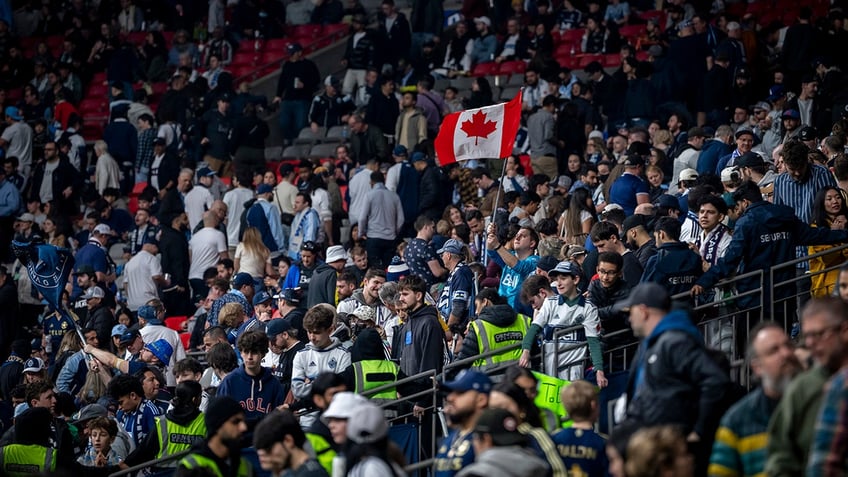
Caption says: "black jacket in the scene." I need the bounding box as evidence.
[275,58,321,101]
[641,241,703,297]
[393,305,444,377]
[27,157,81,216]
[309,93,355,129]
[230,114,268,151]
[365,91,400,137]
[624,310,730,438]
[86,303,115,349]
[377,11,412,65]
[418,164,442,221]
[587,277,633,349]
[344,29,377,70]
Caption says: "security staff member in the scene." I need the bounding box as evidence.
[119,381,207,472]
[692,180,848,314]
[0,407,56,477]
[347,328,399,400]
[454,288,530,373]
[640,216,703,297]
[175,396,252,477]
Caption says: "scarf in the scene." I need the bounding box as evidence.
[697,223,729,266]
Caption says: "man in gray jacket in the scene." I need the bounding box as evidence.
[358,171,404,268]
[527,95,558,180]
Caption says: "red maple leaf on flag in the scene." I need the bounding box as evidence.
[460,110,498,146]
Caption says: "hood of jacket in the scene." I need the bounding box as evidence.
[303,336,346,353]
[461,446,548,477]
[226,365,279,403]
[478,304,519,327]
[166,406,202,426]
[646,309,701,346]
[312,262,336,278]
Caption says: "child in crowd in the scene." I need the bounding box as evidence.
[552,380,609,477]
[79,417,122,467]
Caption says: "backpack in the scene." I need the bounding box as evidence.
[238,198,258,242]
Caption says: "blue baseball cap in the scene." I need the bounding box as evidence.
[273,288,301,304]
[437,239,464,256]
[137,305,160,324]
[257,183,273,195]
[440,370,492,394]
[410,152,426,163]
[111,324,128,337]
[4,106,22,121]
[392,145,408,157]
[233,272,254,288]
[548,261,581,278]
[266,319,292,338]
[253,291,273,306]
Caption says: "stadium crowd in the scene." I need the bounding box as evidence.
[2,0,848,475]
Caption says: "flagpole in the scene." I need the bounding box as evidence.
[483,156,509,262]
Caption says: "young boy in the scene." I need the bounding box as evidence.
[519,261,607,387]
[173,357,209,411]
[291,305,351,424]
[552,381,609,477]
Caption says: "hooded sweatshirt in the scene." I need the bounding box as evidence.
[216,366,286,428]
[291,338,351,400]
[306,262,339,308]
[456,446,549,477]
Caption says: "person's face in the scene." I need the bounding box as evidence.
[554,274,578,296]
[751,326,800,390]
[525,71,538,86]
[736,134,753,153]
[336,147,349,162]
[449,207,463,225]
[216,264,231,279]
[241,349,263,373]
[176,370,201,384]
[594,236,618,253]
[580,171,599,188]
[467,218,484,235]
[264,171,277,186]
[628,304,650,337]
[444,389,484,425]
[803,312,848,370]
[839,270,848,303]
[141,370,159,399]
[307,327,332,348]
[135,210,149,227]
[698,203,723,232]
[177,173,192,192]
[607,445,625,477]
[612,136,626,153]
[357,276,381,301]
[352,253,367,270]
[782,117,800,132]
[401,93,415,108]
[202,335,219,352]
[218,414,248,446]
[824,189,843,216]
[785,161,808,182]
[83,330,99,349]
[300,250,315,268]
[258,440,294,473]
[398,288,421,310]
[512,229,536,252]
[568,155,581,172]
[44,143,57,159]
[32,389,57,413]
[337,279,356,300]
[293,195,306,213]
[802,81,818,97]
[89,428,113,453]
[596,261,621,288]
[327,417,348,444]
[277,261,290,278]
[667,115,680,132]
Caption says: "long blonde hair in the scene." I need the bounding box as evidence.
[241,227,270,261]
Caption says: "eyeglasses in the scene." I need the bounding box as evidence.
[597,268,619,276]
[803,324,843,342]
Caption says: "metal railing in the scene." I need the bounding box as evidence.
[110,450,191,477]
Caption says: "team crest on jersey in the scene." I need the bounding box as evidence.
[328,357,338,370]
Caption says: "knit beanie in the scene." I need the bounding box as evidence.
[386,256,409,282]
[205,396,244,437]
[16,407,53,446]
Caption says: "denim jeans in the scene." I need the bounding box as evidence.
[279,99,310,142]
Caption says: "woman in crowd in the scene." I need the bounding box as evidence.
[443,205,466,228]
[559,187,596,245]
[235,227,273,290]
[808,186,848,297]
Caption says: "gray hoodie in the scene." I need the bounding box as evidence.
[457,446,549,477]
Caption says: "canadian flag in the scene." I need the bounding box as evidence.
[435,90,523,165]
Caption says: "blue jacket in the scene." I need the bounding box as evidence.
[626,310,730,437]
[697,139,732,176]
[641,241,703,297]
[216,366,286,427]
[246,199,285,252]
[697,200,848,308]
[396,161,420,225]
[103,119,138,164]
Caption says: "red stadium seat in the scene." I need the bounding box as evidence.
[265,39,292,52]
[132,181,148,196]
[290,24,323,38]
[578,54,604,68]
[472,62,499,77]
[180,332,191,351]
[619,24,646,39]
[323,23,349,39]
[165,316,188,332]
[604,53,622,67]
[498,60,526,75]
[560,28,585,44]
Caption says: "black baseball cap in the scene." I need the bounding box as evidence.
[612,283,671,313]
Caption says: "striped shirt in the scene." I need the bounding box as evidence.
[807,367,848,477]
[708,387,777,477]
[773,165,836,268]
[116,399,162,447]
